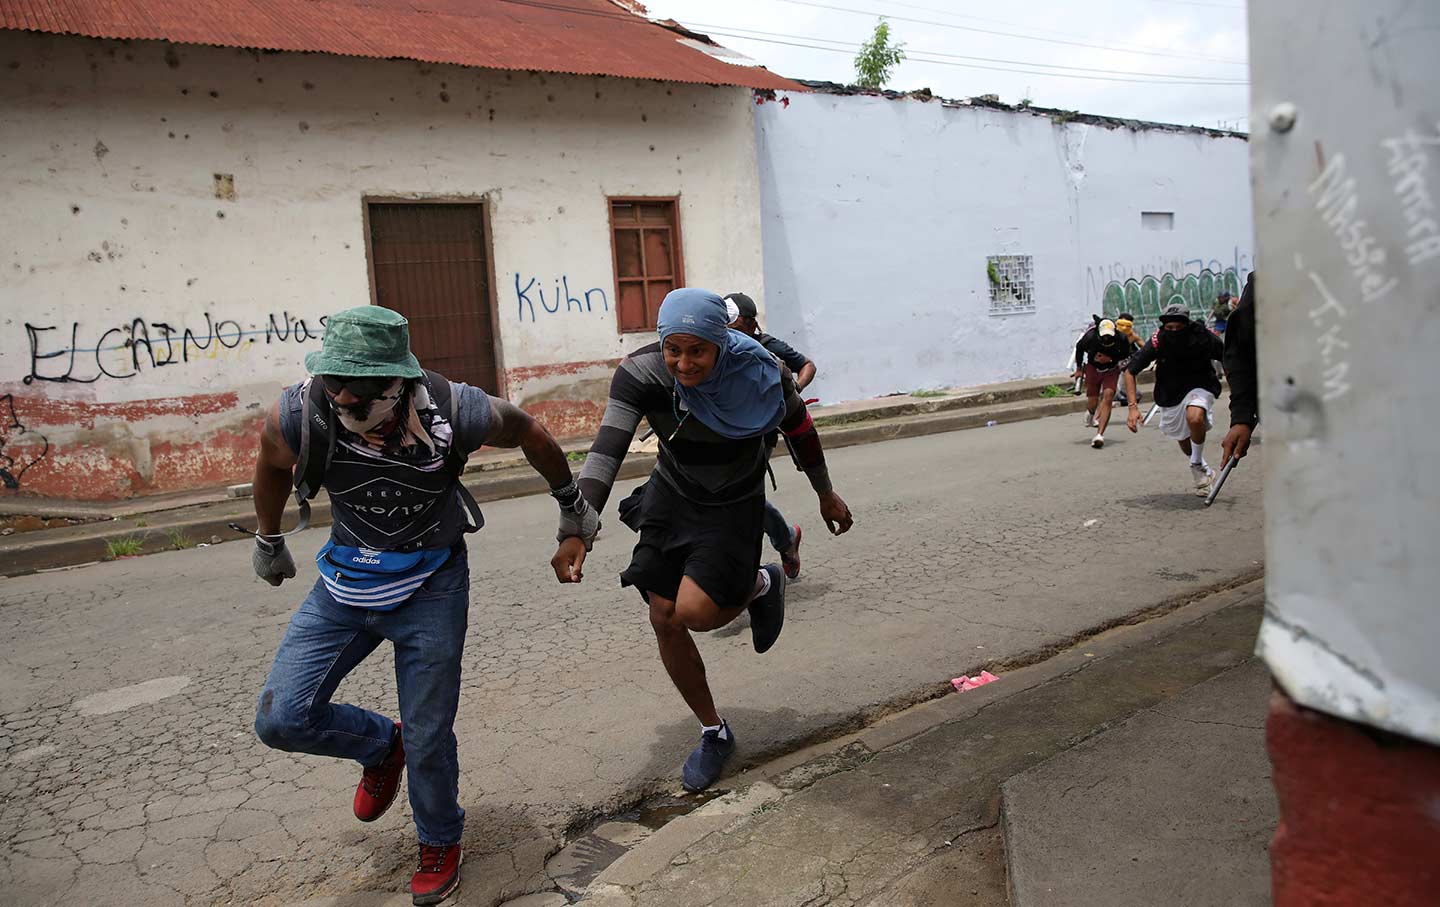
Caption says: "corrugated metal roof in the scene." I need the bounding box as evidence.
[0,0,804,91]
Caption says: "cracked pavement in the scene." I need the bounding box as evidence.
[0,415,1264,905]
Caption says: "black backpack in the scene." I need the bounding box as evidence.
[293,369,483,533]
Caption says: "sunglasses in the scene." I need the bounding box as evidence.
[319,375,398,399]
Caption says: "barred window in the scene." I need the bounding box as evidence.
[986,255,1036,315]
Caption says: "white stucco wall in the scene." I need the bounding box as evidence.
[754,92,1254,404]
[0,33,763,497]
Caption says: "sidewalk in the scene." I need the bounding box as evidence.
[516,579,1271,907]
[1,373,1152,576]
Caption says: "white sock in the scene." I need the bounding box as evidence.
[750,568,771,602]
[701,719,731,741]
[1190,442,1206,466]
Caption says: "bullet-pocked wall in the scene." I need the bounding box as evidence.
[0,33,764,499]
[754,90,1254,403]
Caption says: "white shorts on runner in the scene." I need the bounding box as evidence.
[1157,388,1216,440]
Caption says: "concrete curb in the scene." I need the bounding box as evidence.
[559,577,1266,905]
[0,380,1143,576]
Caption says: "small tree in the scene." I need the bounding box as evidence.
[854,18,905,89]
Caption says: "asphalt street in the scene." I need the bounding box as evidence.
[0,413,1265,906]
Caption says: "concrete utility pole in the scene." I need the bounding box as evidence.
[1250,3,1440,904]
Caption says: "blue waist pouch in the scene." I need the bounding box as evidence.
[317,541,453,611]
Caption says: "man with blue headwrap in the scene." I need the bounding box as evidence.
[552,288,855,791]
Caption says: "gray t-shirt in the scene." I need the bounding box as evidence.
[278,379,492,551]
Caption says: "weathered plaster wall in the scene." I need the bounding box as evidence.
[754,92,1253,403]
[0,33,763,499]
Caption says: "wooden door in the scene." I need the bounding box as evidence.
[367,203,500,393]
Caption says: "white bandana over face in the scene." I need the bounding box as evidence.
[335,378,405,435]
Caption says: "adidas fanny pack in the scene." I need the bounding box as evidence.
[317,541,453,611]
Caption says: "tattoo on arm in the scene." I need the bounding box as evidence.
[487,398,531,449]
[488,398,574,488]
[259,401,297,470]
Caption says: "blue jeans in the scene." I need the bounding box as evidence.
[254,549,470,846]
[763,500,794,555]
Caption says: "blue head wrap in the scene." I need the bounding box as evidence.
[656,288,785,440]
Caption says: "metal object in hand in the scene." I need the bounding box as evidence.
[1204,457,1239,507]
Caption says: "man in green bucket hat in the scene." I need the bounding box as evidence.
[246,305,598,905]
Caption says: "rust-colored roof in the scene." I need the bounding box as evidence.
[0,0,804,90]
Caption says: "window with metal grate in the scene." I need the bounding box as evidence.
[986,254,1036,315]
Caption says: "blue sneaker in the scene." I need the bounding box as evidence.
[749,565,787,654]
[682,722,736,792]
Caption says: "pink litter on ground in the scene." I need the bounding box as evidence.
[951,671,1000,692]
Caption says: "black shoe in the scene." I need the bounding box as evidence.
[749,565,787,654]
[682,722,736,792]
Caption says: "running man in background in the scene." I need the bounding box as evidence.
[726,292,813,579]
[553,288,853,792]
[1124,303,1227,496]
[1073,318,1137,448]
[1211,291,1235,335]
[1115,312,1144,348]
[1114,312,1145,406]
[1221,272,1259,464]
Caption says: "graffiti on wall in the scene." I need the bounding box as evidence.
[22,311,324,384]
[0,394,48,490]
[1085,248,1252,306]
[1085,249,1252,337]
[1100,268,1246,334]
[515,274,609,322]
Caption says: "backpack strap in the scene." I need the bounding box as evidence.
[295,378,335,503]
[423,369,485,533]
[283,378,335,534]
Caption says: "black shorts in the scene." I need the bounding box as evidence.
[618,478,765,611]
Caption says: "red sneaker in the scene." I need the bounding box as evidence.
[354,723,404,822]
[782,525,802,580]
[411,843,462,905]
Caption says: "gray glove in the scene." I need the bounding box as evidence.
[252,536,297,586]
[553,482,600,550]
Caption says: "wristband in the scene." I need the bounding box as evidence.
[550,480,582,510]
[254,535,286,556]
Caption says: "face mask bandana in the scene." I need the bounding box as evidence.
[335,379,404,435]
[1159,325,1200,354]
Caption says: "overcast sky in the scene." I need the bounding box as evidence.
[645,0,1251,131]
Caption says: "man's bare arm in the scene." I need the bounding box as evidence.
[254,401,297,535]
[486,397,574,490]
[796,361,817,390]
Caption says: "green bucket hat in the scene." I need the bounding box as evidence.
[305,306,423,379]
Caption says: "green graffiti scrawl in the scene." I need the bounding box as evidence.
[1101,268,1243,338]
